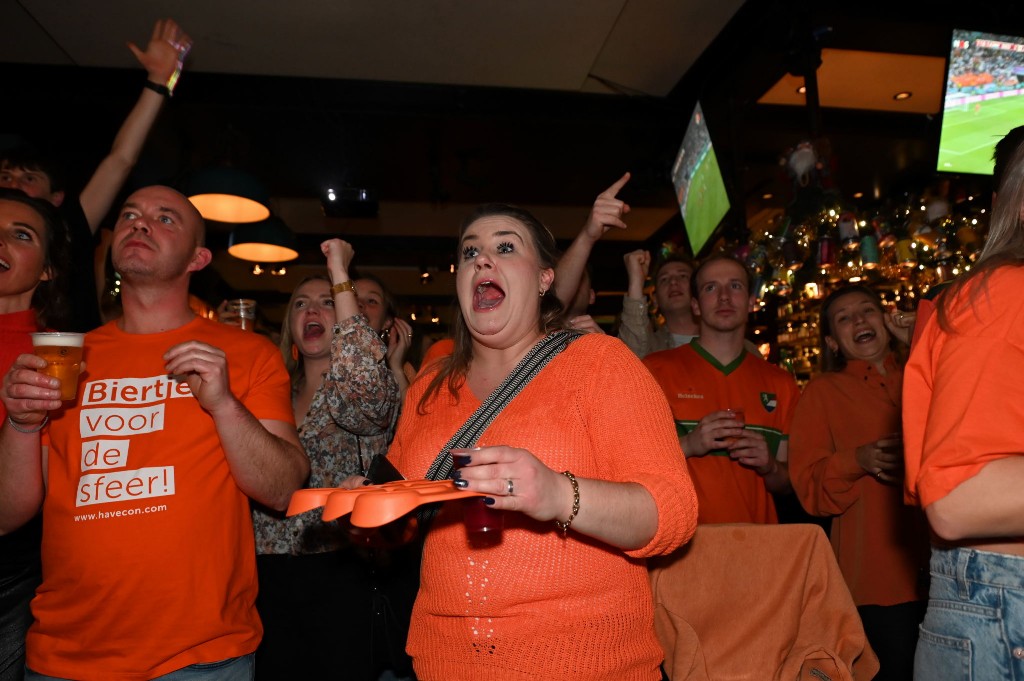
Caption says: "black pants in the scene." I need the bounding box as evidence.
[0,558,41,681]
[255,548,418,681]
[858,601,927,681]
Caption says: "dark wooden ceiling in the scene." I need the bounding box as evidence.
[3,0,1023,327]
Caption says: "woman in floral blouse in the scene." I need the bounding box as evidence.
[251,238,402,680]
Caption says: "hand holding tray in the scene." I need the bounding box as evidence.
[287,479,485,527]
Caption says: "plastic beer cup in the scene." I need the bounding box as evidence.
[723,408,745,447]
[219,299,257,331]
[30,332,85,401]
[451,448,504,545]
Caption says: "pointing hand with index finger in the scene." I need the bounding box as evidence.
[581,172,632,240]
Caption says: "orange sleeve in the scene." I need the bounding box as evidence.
[588,340,698,558]
[910,297,935,348]
[907,333,1024,508]
[789,379,868,516]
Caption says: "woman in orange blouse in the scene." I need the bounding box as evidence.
[790,284,928,681]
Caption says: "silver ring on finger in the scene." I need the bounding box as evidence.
[506,478,514,496]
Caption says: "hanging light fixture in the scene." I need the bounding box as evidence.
[228,216,299,263]
[186,167,271,223]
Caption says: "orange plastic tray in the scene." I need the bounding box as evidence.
[287,479,484,527]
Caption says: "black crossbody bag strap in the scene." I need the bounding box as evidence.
[423,329,583,482]
[414,330,582,528]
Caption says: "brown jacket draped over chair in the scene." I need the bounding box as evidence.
[649,523,880,680]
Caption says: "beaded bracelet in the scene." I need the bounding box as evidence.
[554,470,580,536]
[7,414,48,434]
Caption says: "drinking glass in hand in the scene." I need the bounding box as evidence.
[219,299,257,331]
[723,408,746,447]
[31,332,85,401]
[451,448,503,546]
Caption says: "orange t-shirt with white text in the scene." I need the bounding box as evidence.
[31,317,295,681]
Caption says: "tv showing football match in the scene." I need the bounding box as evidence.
[671,102,731,256]
[937,29,1024,176]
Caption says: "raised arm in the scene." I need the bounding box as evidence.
[163,341,309,511]
[553,172,631,308]
[616,248,655,357]
[80,18,192,233]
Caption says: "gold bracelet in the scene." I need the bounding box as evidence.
[554,470,580,536]
[330,280,356,296]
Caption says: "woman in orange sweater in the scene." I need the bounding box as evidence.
[789,284,928,681]
[383,203,698,681]
[904,133,1024,680]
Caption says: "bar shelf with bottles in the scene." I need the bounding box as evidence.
[755,193,988,386]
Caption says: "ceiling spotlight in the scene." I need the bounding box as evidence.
[761,193,773,200]
[321,187,378,218]
[893,91,912,101]
[270,266,287,276]
[852,192,864,199]
[796,85,807,95]
[420,268,433,285]
[251,264,264,275]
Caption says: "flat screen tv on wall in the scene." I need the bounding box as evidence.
[937,29,1024,176]
[671,102,731,256]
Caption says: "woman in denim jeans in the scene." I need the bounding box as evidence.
[903,128,1024,680]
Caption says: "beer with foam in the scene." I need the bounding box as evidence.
[31,332,85,401]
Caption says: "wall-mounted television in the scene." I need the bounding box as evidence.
[937,29,1024,176]
[671,102,731,256]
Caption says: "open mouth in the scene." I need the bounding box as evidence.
[853,329,876,343]
[302,321,325,341]
[473,280,505,311]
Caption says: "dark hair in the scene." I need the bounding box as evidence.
[938,131,1024,331]
[351,272,399,325]
[818,284,887,372]
[994,126,1024,194]
[690,253,754,299]
[653,252,697,285]
[0,145,67,194]
[278,273,331,384]
[0,188,72,329]
[418,203,567,413]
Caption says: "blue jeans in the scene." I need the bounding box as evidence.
[914,546,1024,681]
[26,653,254,681]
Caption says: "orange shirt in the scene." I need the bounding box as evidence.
[389,334,698,681]
[904,267,1024,509]
[789,356,928,606]
[643,341,799,524]
[32,318,295,681]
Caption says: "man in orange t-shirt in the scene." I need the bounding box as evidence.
[0,186,309,680]
[644,255,798,524]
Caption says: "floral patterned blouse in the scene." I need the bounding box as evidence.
[252,314,400,555]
